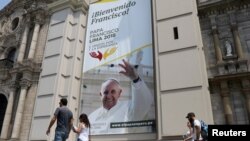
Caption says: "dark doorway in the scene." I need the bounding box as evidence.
[7,48,16,62]
[0,94,7,134]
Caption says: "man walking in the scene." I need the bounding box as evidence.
[46,98,73,141]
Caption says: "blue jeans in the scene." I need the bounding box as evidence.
[54,130,68,141]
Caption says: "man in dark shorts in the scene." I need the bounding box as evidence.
[46,98,73,141]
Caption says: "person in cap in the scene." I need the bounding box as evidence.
[186,112,203,141]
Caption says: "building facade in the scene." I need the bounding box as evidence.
[0,0,248,141]
[0,0,52,140]
[198,0,250,125]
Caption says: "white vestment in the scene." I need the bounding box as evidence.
[89,80,154,135]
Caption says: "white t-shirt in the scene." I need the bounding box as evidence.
[89,80,154,135]
[78,125,89,141]
[192,119,203,140]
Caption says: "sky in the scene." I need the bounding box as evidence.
[0,0,11,10]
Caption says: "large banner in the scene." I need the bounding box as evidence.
[81,0,155,135]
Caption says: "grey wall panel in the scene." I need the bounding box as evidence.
[50,8,72,25]
[38,75,56,96]
[159,47,202,91]
[33,95,54,117]
[161,88,204,136]
[47,22,65,40]
[41,56,60,76]
[30,118,50,140]
[45,38,63,57]
[156,0,193,20]
[158,15,198,53]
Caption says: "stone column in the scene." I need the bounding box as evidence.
[17,24,30,63]
[229,11,245,60]
[11,80,31,139]
[241,79,250,123]
[212,28,223,63]
[220,81,234,124]
[0,84,16,139]
[210,15,223,64]
[28,22,40,59]
[231,25,244,60]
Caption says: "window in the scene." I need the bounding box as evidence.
[11,17,19,31]
[7,48,16,62]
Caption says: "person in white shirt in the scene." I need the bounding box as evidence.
[186,112,203,141]
[89,59,154,135]
[183,121,194,141]
[73,113,90,141]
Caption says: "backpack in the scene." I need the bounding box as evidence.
[199,120,208,140]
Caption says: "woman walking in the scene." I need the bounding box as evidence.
[73,113,91,141]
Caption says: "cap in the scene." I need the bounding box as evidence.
[186,112,195,118]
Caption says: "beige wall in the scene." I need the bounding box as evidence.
[153,0,213,139]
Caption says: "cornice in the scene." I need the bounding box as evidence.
[0,0,52,18]
[209,72,250,83]
[13,60,42,73]
[48,0,89,15]
[198,0,250,18]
